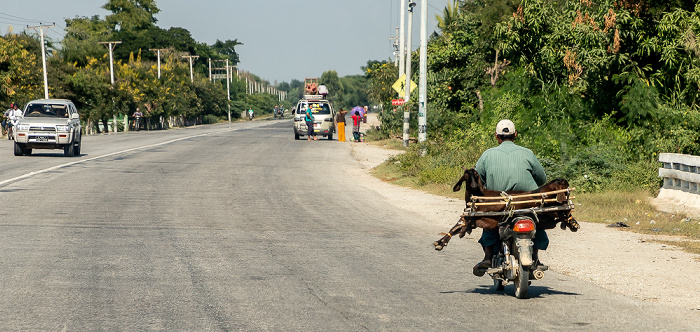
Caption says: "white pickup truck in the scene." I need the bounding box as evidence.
[13,99,82,156]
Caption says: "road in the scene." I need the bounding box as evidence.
[0,119,698,331]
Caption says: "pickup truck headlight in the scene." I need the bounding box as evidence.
[55,125,71,132]
[17,124,30,131]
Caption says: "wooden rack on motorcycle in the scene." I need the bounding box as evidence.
[463,187,576,222]
[432,185,580,253]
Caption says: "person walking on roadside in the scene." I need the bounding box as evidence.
[362,105,368,123]
[305,105,317,141]
[351,110,361,142]
[336,108,347,142]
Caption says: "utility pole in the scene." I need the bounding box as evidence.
[98,41,121,84]
[149,48,166,79]
[28,23,55,99]
[399,0,406,78]
[226,60,231,122]
[403,0,416,147]
[211,59,231,122]
[418,0,428,144]
[182,55,199,82]
[390,27,399,67]
[99,41,121,133]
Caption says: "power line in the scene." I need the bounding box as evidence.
[0,12,50,25]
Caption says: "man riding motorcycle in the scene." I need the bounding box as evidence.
[472,119,548,276]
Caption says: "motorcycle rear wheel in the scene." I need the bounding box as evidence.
[514,264,529,299]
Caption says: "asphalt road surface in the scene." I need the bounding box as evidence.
[0,120,698,331]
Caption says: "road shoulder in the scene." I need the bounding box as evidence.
[348,141,700,311]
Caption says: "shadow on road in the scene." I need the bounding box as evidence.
[440,285,580,298]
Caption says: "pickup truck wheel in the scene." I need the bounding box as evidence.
[74,140,81,155]
[14,142,23,156]
[64,142,75,157]
[24,148,32,156]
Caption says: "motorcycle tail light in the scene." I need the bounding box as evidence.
[513,219,535,233]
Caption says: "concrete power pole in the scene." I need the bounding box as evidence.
[28,23,54,99]
[418,0,428,144]
[149,48,166,79]
[98,41,121,85]
[98,41,121,133]
[182,55,199,82]
[399,0,406,78]
[226,60,231,122]
[403,1,416,147]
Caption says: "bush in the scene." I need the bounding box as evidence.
[202,114,220,124]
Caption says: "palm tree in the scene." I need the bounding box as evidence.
[435,0,461,32]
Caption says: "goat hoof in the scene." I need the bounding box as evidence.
[569,222,580,232]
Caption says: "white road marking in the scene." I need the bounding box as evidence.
[0,131,217,187]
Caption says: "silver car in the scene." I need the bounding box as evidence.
[13,99,82,156]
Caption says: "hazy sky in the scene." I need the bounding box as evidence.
[0,0,451,84]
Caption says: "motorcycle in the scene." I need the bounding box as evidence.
[7,118,18,140]
[487,212,544,299]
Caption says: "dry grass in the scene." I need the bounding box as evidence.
[373,160,700,254]
[575,191,700,240]
[364,138,409,151]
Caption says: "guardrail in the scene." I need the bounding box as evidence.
[655,153,700,216]
[658,153,700,193]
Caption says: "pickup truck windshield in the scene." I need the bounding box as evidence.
[24,103,70,118]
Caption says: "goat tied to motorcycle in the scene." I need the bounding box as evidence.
[433,168,580,251]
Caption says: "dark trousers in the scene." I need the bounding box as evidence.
[306,121,314,137]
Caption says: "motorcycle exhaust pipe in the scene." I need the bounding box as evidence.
[532,269,545,280]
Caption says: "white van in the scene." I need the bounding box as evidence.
[293,96,335,140]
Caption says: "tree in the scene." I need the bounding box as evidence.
[436,0,461,32]
[61,16,112,67]
[0,34,42,106]
[320,70,344,106]
[103,0,160,32]
[210,39,243,66]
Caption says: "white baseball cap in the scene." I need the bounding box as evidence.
[495,119,516,135]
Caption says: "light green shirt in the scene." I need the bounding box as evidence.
[475,141,547,192]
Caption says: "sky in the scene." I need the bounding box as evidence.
[0,0,452,84]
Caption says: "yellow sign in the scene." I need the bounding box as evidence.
[392,74,417,98]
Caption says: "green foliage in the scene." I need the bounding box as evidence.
[366,0,700,194]
[0,34,42,105]
[339,75,370,109]
[103,0,160,32]
[320,70,344,106]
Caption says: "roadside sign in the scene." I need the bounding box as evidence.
[392,74,417,98]
[392,99,406,106]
